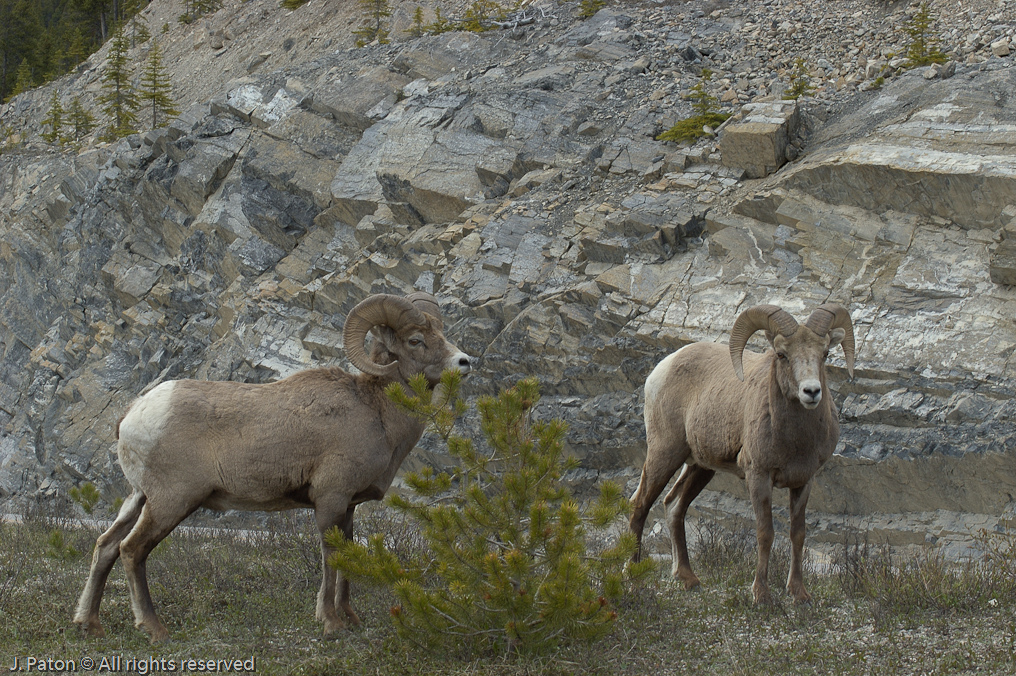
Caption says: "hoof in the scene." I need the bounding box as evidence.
[752,584,775,606]
[673,566,702,591]
[138,620,170,644]
[790,589,813,605]
[76,619,106,638]
[323,617,346,635]
[341,605,362,627]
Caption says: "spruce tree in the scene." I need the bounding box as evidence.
[329,373,653,656]
[10,59,34,98]
[903,2,947,67]
[137,37,178,130]
[353,0,391,47]
[97,25,138,140]
[67,96,96,141]
[40,89,64,143]
[406,5,425,37]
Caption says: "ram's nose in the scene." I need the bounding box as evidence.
[799,380,822,408]
[451,352,472,375]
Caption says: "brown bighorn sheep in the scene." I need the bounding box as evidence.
[630,304,854,604]
[74,292,472,642]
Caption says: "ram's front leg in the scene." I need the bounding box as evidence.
[787,482,813,604]
[746,470,775,604]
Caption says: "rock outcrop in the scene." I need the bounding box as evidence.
[1,0,1016,557]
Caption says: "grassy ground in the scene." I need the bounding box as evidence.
[2,504,1015,675]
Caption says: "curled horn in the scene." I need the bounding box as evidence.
[729,304,800,381]
[805,303,855,378]
[405,291,442,321]
[343,294,427,377]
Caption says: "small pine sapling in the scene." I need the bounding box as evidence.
[328,373,653,656]
[67,97,96,142]
[353,0,392,47]
[578,0,606,20]
[657,69,731,144]
[783,57,816,100]
[407,5,426,37]
[461,0,503,32]
[138,38,180,130]
[903,2,948,68]
[70,482,102,515]
[10,60,35,100]
[426,6,455,34]
[98,26,139,141]
[40,90,65,144]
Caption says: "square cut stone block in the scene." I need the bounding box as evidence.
[720,101,799,179]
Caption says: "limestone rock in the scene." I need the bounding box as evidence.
[719,100,799,178]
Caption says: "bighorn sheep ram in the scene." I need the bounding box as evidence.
[74,292,472,642]
[630,303,854,604]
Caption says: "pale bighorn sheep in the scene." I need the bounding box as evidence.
[74,292,472,642]
[630,303,854,604]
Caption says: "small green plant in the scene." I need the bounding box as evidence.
[69,482,102,515]
[460,0,504,31]
[162,22,170,33]
[425,6,456,34]
[40,90,65,144]
[280,0,309,9]
[406,5,426,37]
[782,57,815,100]
[902,2,948,67]
[178,0,222,25]
[657,69,731,144]
[67,96,97,142]
[872,75,886,89]
[578,0,605,19]
[45,529,81,561]
[9,60,35,100]
[329,373,653,656]
[353,0,392,47]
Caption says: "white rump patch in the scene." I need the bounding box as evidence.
[117,381,177,486]
[644,350,681,407]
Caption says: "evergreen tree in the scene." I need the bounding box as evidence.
[10,59,34,98]
[353,0,391,47]
[64,27,91,70]
[657,69,731,144]
[0,0,40,102]
[406,5,425,37]
[137,37,177,130]
[67,95,96,141]
[782,57,816,100]
[329,374,653,656]
[903,2,947,67]
[97,25,138,140]
[40,89,64,143]
[122,0,150,46]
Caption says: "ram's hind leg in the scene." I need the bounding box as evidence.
[74,491,146,637]
[663,464,715,589]
[119,497,198,642]
[630,450,689,562]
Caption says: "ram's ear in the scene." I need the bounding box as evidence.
[828,327,846,349]
[764,330,776,345]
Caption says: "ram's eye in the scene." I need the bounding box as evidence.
[408,338,424,347]
[776,352,788,360]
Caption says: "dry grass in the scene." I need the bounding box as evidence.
[1,504,1015,675]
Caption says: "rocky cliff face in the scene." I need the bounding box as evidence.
[2,0,1015,556]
